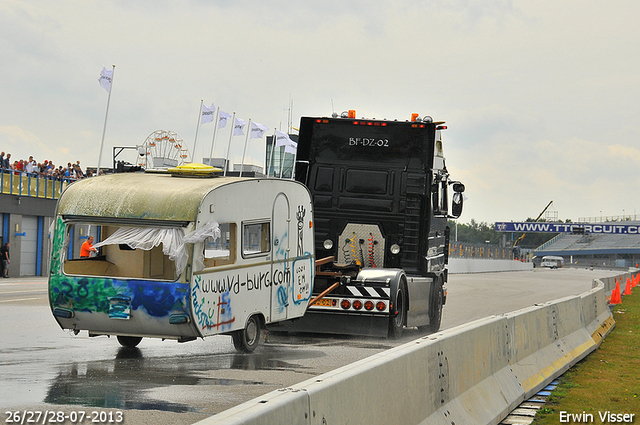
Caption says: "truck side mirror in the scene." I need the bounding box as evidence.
[451,192,463,218]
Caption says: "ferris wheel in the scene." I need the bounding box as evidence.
[139,130,190,169]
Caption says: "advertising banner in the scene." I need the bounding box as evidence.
[495,222,640,235]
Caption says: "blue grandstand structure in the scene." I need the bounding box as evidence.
[533,223,640,268]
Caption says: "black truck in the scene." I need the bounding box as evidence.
[278,111,464,337]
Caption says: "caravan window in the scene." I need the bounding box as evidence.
[61,223,178,281]
[242,221,270,257]
[203,223,236,267]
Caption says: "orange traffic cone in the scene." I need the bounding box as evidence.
[610,280,622,305]
[624,277,633,295]
[633,274,639,288]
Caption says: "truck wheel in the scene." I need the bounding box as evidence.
[117,336,142,348]
[388,281,406,339]
[426,281,443,333]
[232,315,263,353]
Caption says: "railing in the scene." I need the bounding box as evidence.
[0,170,73,200]
[579,214,640,223]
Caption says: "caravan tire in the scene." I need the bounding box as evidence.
[117,336,142,348]
[232,315,263,353]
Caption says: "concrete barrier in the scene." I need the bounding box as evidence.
[449,258,533,274]
[196,278,617,425]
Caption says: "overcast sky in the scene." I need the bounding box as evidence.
[1,0,639,225]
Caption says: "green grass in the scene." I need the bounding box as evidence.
[533,285,640,424]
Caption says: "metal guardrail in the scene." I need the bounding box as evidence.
[0,171,73,200]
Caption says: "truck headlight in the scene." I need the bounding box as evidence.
[323,239,334,250]
[390,244,400,255]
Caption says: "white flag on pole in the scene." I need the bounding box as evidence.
[250,122,269,139]
[98,66,113,92]
[276,130,297,154]
[233,118,246,136]
[218,111,231,129]
[201,102,215,124]
[284,140,298,155]
[275,130,293,147]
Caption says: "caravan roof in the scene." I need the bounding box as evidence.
[56,172,252,223]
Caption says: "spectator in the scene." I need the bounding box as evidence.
[3,153,10,169]
[25,156,36,174]
[75,164,84,179]
[1,242,9,278]
[80,236,98,258]
[0,152,4,168]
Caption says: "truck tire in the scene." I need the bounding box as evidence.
[388,280,407,339]
[425,280,443,333]
[232,315,263,353]
[117,335,142,348]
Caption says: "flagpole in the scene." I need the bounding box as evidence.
[239,119,252,177]
[207,107,220,167]
[192,99,203,163]
[267,129,276,177]
[278,135,285,178]
[223,112,236,176]
[97,64,115,176]
[291,147,298,180]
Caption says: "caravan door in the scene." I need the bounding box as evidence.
[270,192,291,321]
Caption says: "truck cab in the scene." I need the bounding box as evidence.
[281,112,464,337]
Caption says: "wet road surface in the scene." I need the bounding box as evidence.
[1,268,616,425]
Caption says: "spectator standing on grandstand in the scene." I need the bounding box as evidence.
[73,164,84,179]
[0,152,4,168]
[25,156,36,174]
[3,153,10,169]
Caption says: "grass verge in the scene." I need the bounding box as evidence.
[533,285,639,424]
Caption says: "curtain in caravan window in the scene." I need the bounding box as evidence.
[183,221,222,271]
[183,221,221,244]
[93,227,188,273]
[92,221,221,274]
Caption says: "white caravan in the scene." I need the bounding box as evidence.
[49,165,314,352]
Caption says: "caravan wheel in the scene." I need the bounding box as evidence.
[117,336,142,348]
[232,315,263,353]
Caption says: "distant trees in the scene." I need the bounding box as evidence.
[448,218,563,248]
[448,219,501,244]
